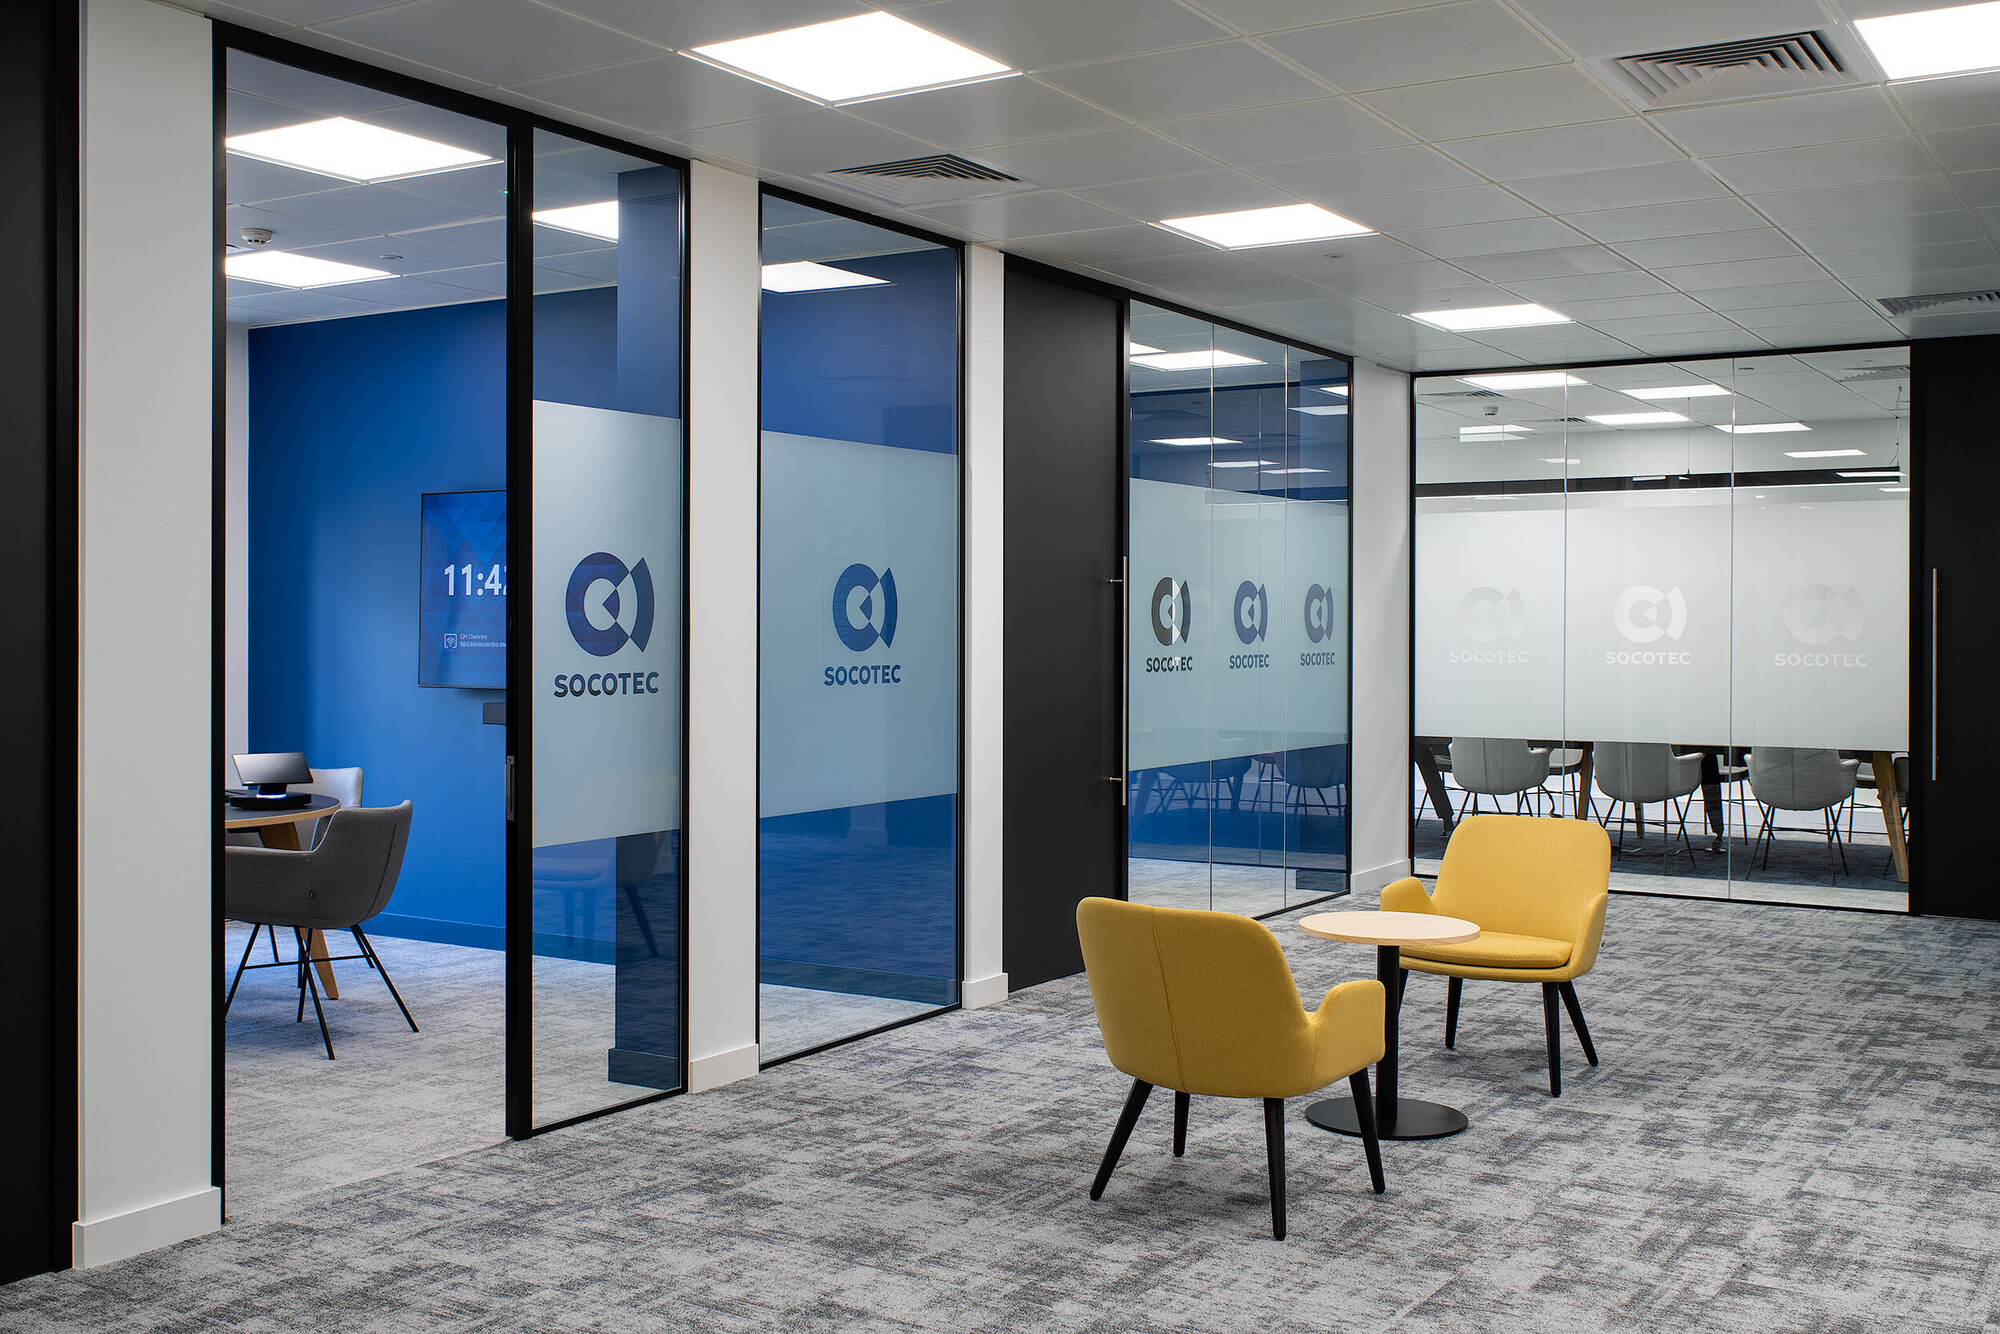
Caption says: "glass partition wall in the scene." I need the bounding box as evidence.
[1126,302,1352,916]
[1413,348,1911,910]
[757,195,961,1062]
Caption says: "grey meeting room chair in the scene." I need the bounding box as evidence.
[1447,738,1551,818]
[224,801,417,1060]
[1748,748,1858,886]
[1593,742,1704,861]
[230,765,365,965]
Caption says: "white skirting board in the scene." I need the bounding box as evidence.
[72,1186,220,1269]
[1351,859,1415,897]
[689,1042,760,1093]
[961,973,1009,1010]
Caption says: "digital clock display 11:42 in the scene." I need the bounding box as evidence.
[444,562,507,596]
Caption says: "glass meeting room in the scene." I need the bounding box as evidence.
[1412,348,1911,910]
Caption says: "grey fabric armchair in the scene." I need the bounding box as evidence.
[1593,742,1705,861]
[224,801,417,1059]
[1748,748,1858,885]
[1448,738,1552,817]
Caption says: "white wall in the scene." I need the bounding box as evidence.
[683,160,761,1090]
[1349,358,1413,892]
[961,245,1006,1008]
[225,325,248,784]
[76,0,219,1267]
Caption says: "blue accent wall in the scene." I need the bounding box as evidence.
[248,290,619,944]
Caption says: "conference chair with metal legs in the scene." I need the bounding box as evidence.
[1747,747,1858,886]
[1592,742,1704,863]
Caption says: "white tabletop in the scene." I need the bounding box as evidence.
[1298,910,1480,948]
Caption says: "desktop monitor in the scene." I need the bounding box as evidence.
[235,751,312,794]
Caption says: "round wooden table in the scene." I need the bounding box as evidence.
[1298,910,1480,1142]
[225,795,342,996]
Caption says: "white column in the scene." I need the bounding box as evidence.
[1349,359,1414,893]
[683,160,761,1089]
[76,0,219,1267]
[960,246,1007,1007]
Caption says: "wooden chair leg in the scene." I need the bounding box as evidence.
[1347,1069,1386,1195]
[1445,976,1462,1049]
[1090,1079,1152,1200]
[1558,981,1597,1066]
[1172,1090,1189,1158]
[1262,1097,1287,1240]
[1542,982,1561,1097]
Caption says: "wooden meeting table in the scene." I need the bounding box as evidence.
[1299,909,1480,1141]
[224,794,342,998]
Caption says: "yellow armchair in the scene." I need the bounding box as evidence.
[1380,814,1610,1096]
[1076,897,1387,1239]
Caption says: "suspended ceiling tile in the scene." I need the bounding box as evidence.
[1700,278,1859,310]
[672,111,938,177]
[1408,348,1532,370]
[376,162,512,215]
[1782,211,1985,253]
[1730,300,1896,329]
[851,77,1123,150]
[1324,267,1517,308]
[1072,169,1295,220]
[1264,2,1565,94]
[1358,66,1628,141]
[1502,269,1675,302]
[226,90,321,138]
[1401,216,1589,259]
[900,0,1234,69]
[1250,233,1432,278]
[1155,98,1413,163]
[1560,196,1768,243]
[1553,292,1716,320]
[1036,42,1328,121]
[1751,177,1963,225]
[1469,333,1646,361]
[1621,330,1774,355]
[1345,185,1545,232]
[510,56,811,138]
[1177,0,1449,36]
[1613,229,1804,268]
[1503,0,1829,59]
[1947,168,2000,209]
[974,126,1215,188]
[1226,294,1385,333]
[1256,144,1483,201]
[224,50,408,114]
[1702,137,1939,196]
[336,274,505,309]
[318,0,664,86]
[1649,87,1908,159]
[542,0,872,50]
[1853,265,2000,300]
[1584,312,1746,339]
[1889,69,2000,133]
[1507,161,1733,214]
[294,232,496,275]
[224,153,352,208]
[912,190,1132,239]
[1002,223,1212,265]
[409,218,505,260]
[1441,118,1684,181]
[1454,245,1636,282]
[217,286,382,319]
[1816,240,2000,280]
[1894,308,2000,338]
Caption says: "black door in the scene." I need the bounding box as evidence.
[1002,264,1126,987]
[1913,334,1996,920]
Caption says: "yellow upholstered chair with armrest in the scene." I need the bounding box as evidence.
[1380,814,1610,1097]
[1075,897,1387,1239]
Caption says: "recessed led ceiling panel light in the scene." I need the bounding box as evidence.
[1856,1,2000,79]
[1152,436,1240,446]
[760,261,890,293]
[1292,404,1348,416]
[225,250,392,289]
[1880,485,1911,492]
[1264,467,1328,474]
[225,117,493,183]
[1542,457,1583,464]
[1459,372,1586,391]
[1785,448,1867,458]
[1461,424,1530,435]
[1836,470,1905,478]
[1410,303,1570,332]
[688,12,1013,105]
[1717,422,1811,434]
[1131,349,1265,370]
[1155,203,1374,250]
[1210,460,1272,468]
[1129,342,1163,355]
[1623,384,1732,400]
[1585,411,1689,426]
[1318,385,1350,396]
[533,202,619,241]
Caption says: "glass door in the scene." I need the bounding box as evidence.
[510,128,687,1132]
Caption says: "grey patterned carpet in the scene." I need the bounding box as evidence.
[11,890,1999,1332]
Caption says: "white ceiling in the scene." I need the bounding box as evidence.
[191,0,2000,369]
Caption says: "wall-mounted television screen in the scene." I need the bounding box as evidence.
[420,490,506,689]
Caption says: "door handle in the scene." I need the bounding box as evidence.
[1931,568,1938,782]
[1111,558,1127,806]
[506,755,515,822]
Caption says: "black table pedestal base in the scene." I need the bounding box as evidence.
[1305,1096,1468,1141]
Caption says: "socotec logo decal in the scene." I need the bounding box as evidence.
[1778,584,1868,668]
[553,551,661,698]
[1146,577,1193,674]
[1609,584,1690,665]
[827,563,902,687]
[1301,583,1338,668]
[1450,586,1527,665]
[1229,581,1270,670]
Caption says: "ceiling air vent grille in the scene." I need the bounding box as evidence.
[809,153,1036,209]
[1603,31,1857,109]
[1419,389,1505,399]
[1876,289,2000,318]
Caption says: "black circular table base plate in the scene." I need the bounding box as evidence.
[1305,1096,1468,1141]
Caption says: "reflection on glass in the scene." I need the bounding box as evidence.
[1127,302,1351,916]
[757,196,960,1062]
[1412,348,1910,909]
[529,130,686,1125]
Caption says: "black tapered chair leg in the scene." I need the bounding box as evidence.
[1262,1097,1287,1240]
[354,927,419,1033]
[1089,1079,1152,1200]
[1557,981,1597,1066]
[352,927,377,969]
[225,924,258,1013]
[1542,982,1561,1096]
[295,931,308,1024]
[1444,976,1462,1049]
[1172,1090,1189,1157]
[298,934,335,1060]
[1347,1070,1386,1194]
[266,923,281,963]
